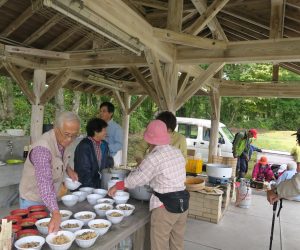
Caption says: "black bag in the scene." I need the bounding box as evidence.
[154,190,190,213]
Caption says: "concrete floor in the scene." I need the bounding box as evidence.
[184,191,300,250]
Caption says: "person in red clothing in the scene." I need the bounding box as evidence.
[252,156,275,182]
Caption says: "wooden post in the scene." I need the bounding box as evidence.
[122,93,131,165]
[208,84,221,163]
[30,69,46,143]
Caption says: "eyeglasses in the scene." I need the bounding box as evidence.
[58,128,79,140]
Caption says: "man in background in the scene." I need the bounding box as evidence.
[99,102,123,166]
[232,129,258,179]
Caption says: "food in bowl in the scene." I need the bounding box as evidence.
[79,214,92,219]
[97,205,111,211]
[109,212,122,217]
[62,223,79,229]
[39,221,49,227]
[20,241,40,248]
[14,235,45,250]
[61,212,70,217]
[52,234,70,245]
[91,223,109,228]
[119,205,133,210]
[76,231,97,240]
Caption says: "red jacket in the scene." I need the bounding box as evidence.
[252,163,274,182]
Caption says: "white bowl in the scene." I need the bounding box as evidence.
[79,187,94,195]
[61,195,78,207]
[35,217,51,235]
[74,211,96,226]
[105,209,125,224]
[113,195,129,205]
[60,219,84,233]
[93,189,108,198]
[64,177,81,190]
[88,219,111,236]
[15,235,45,250]
[6,129,25,136]
[72,191,87,202]
[97,198,115,205]
[74,229,99,248]
[46,230,75,250]
[93,203,114,217]
[59,210,73,221]
[87,194,103,205]
[116,204,135,217]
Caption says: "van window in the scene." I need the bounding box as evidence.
[202,127,224,143]
[178,123,198,139]
[221,127,234,142]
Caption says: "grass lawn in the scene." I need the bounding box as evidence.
[128,130,298,179]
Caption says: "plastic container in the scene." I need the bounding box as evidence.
[186,153,203,174]
[10,209,28,218]
[28,205,46,213]
[20,218,37,229]
[4,215,22,224]
[16,229,39,239]
[28,211,48,220]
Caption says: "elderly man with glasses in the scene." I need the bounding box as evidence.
[19,111,80,233]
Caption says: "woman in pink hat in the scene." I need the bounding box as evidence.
[252,156,275,182]
[108,120,188,250]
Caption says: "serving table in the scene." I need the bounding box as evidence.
[43,199,151,250]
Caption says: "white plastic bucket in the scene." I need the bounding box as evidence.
[238,179,252,209]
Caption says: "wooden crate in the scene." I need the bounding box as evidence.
[188,191,223,224]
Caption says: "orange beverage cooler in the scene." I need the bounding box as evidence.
[186,158,203,174]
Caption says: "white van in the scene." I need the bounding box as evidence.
[176,117,234,162]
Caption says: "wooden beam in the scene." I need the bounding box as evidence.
[154,28,227,49]
[218,82,300,98]
[167,0,183,32]
[177,72,191,97]
[113,90,126,113]
[0,0,8,8]
[177,38,300,64]
[190,0,228,41]
[82,0,174,62]
[270,0,286,39]
[44,0,144,55]
[128,66,159,103]
[176,63,225,110]
[45,26,80,50]
[2,62,35,104]
[132,0,168,10]
[68,37,91,51]
[5,44,70,59]
[23,14,64,45]
[144,48,169,110]
[40,69,71,104]
[185,0,230,35]
[1,1,39,37]
[128,95,147,115]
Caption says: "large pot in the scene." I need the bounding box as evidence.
[101,168,129,190]
[206,164,232,179]
[128,185,153,201]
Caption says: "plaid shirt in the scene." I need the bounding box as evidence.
[30,144,64,212]
[88,137,102,167]
[124,145,186,211]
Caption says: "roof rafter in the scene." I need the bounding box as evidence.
[185,0,230,35]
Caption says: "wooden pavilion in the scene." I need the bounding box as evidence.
[0,0,300,163]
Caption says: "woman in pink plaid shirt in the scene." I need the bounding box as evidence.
[109,120,188,250]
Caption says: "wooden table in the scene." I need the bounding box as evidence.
[43,199,151,250]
